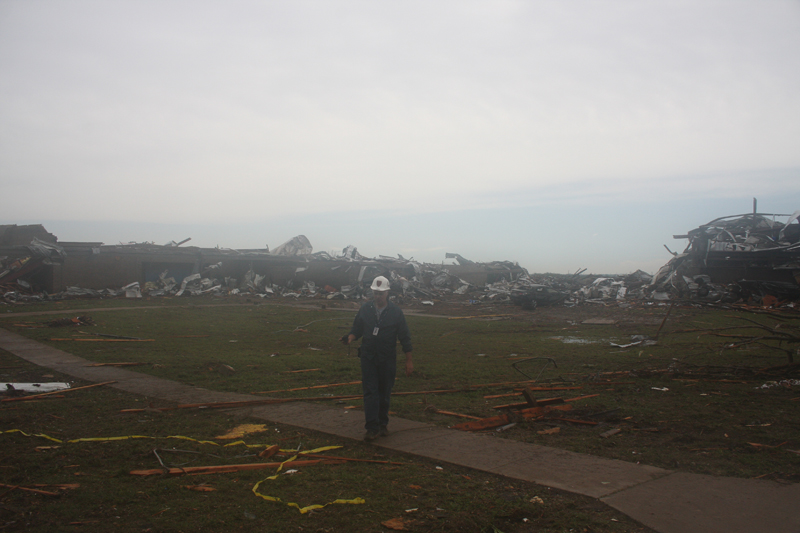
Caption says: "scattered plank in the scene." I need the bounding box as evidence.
[537,427,560,435]
[301,454,405,465]
[447,314,514,320]
[548,417,598,426]
[748,441,788,449]
[452,414,511,431]
[427,408,483,420]
[493,397,565,410]
[565,394,600,402]
[0,483,61,496]
[253,381,361,394]
[86,362,145,367]
[49,338,155,342]
[483,387,582,399]
[519,404,572,417]
[453,404,572,431]
[583,382,636,385]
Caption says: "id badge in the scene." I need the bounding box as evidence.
[372,327,379,336]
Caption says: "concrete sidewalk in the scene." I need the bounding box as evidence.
[1,327,797,533]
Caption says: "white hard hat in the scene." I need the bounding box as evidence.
[370,276,390,292]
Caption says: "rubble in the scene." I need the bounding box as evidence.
[2,206,799,309]
[649,208,800,304]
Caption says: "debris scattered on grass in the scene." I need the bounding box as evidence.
[1,382,70,393]
[757,380,800,389]
[47,316,95,327]
[1,381,115,403]
[381,518,408,530]
[599,428,621,438]
[215,424,269,440]
[0,482,78,496]
[537,427,560,435]
[184,485,216,492]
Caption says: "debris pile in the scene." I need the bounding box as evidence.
[3,207,800,309]
[650,210,800,303]
[1,236,66,302]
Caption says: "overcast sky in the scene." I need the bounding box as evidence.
[2,1,799,275]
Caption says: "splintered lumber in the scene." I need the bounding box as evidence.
[33,483,79,490]
[548,417,599,426]
[49,338,155,342]
[565,394,600,402]
[447,314,514,320]
[472,379,551,388]
[583,381,635,385]
[301,454,405,465]
[130,458,343,476]
[0,483,61,496]
[452,414,511,431]
[120,395,363,413]
[453,404,572,431]
[493,397,566,410]
[391,389,461,396]
[483,387,581,399]
[87,362,145,367]
[1,381,117,403]
[519,404,572,417]
[253,381,361,394]
[122,389,600,414]
[483,392,522,400]
[428,408,483,420]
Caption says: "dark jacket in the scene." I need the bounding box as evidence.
[349,301,412,359]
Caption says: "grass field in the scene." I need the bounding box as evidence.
[1,296,798,531]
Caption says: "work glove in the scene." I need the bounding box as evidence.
[340,334,349,345]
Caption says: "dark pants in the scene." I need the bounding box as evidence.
[360,353,396,433]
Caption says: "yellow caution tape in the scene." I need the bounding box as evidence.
[3,430,365,512]
[294,445,342,455]
[1,429,270,448]
[0,429,64,443]
[2,430,344,453]
[251,452,364,513]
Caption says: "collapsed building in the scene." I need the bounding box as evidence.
[0,225,531,303]
[3,207,799,309]
[650,209,800,304]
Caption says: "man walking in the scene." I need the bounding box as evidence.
[342,275,413,441]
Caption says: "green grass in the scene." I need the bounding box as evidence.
[0,349,651,533]
[1,297,798,530]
